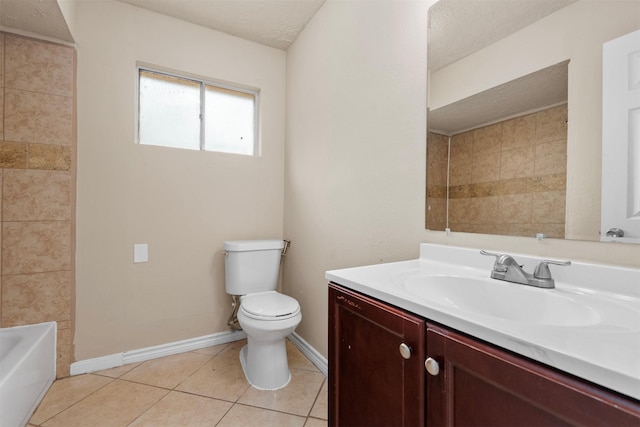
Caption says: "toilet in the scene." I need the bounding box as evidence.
[224,239,302,390]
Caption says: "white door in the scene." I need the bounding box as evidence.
[601,29,640,243]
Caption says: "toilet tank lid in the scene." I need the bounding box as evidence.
[224,239,285,251]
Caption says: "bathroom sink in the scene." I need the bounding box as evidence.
[401,275,601,326]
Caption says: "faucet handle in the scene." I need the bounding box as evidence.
[480,250,508,271]
[480,250,503,258]
[534,259,571,279]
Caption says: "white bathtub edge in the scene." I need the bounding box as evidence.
[0,321,57,427]
[22,321,56,427]
[70,329,248,375]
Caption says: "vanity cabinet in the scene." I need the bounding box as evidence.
[329,283,425,427]
[426,323,640,426]
[329,282,640,427]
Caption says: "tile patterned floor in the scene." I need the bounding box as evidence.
[28,339,328,427]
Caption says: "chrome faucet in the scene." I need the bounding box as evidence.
[480,250,571,289]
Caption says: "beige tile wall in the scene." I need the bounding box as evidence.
[426,105,567,239]
[0,32,76,378]
[426,132,448,231]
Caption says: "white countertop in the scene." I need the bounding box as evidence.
[326,243,640,401]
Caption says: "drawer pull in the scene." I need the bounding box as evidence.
[425,357,440,376]
[399,343,412,359]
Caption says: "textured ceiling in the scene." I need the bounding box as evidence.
[429,61,569,135]
[0,0,326,49]
[428,0,576,71]
[117,0,326,50]
[0,0,74,42]
[1,0,576,55]
[428,0,577,135]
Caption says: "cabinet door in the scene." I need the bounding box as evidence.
[426,323,640,426]
[329,283,425,427]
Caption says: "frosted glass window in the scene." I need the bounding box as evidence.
[139,71,201,150]
[205,85,255,155]
[137,67,258,156]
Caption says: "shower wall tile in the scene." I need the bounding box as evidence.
[536,105,567,143]
[29,143,72,171]
[449,198,472,224]
[449,133,472,186]
[496,177,529,196]
[0,33,4,85]
[4,89,73,145]
[473,123,502,156]
[449,184,470,199]
[502,114,536,151]
[426,197,446,230]
[57,328,72,378]
[0,141,28,168]
[3,169,71,221]
[1,271,70,326]
[472,152,500,183]
[469,182,494,198]
[426,133,450,229]
[4,34,74,97]
[0,90,4,141]
[0,32,76,378]
[2,221,71,275]
[529,173,566,192]
[446,105,567,237]
[500,146,534,180]
[467,223,500,235]
[535,140,567,176]
[469,196,499,224]
[532,191,566,224]
[500,223,533,237]
[427,133,448,187]
[499,193,533,224]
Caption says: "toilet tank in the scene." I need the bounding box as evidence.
[224,239,284,295]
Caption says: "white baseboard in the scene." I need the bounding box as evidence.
[70,330,247,376]
[71,329,327,378]
[289,332,328,377]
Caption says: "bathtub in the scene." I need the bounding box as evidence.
[0,322,56,427]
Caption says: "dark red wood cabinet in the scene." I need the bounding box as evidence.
[426,323,640,427]
[329,282,640,427]
[329,283,425,427]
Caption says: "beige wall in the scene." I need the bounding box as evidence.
[284,0,432,357]
[0,32,76,377]
[74,1,286,360]
[429,1,640,242]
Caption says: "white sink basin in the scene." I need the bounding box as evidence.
[401,275,601,326]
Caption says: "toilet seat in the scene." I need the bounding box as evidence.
[241,291,300,321]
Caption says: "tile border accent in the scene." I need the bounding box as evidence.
[70,329,247,375]
[289,332,328,376]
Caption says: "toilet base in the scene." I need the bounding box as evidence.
[239,342,291,390]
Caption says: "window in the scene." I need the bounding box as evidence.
[137,67,258,156]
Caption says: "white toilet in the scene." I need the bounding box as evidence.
[224,239,302,390]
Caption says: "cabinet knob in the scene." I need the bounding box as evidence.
[399,343,412,359]
[425,357,440,376]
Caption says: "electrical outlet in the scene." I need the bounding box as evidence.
[134,244,148,263]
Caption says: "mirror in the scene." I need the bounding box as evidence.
[426,0,640,242]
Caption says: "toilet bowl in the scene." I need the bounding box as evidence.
[223,240,302,390]
[237,291,302,390]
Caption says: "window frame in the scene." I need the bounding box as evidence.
[136,64,260,156]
